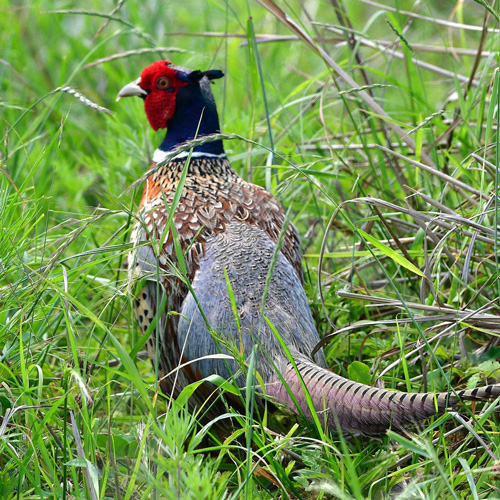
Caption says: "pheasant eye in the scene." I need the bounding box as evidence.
[157,77,171,89]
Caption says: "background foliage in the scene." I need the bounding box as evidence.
[2,0,500,498]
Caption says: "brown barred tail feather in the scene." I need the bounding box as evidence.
[267,357,500,435]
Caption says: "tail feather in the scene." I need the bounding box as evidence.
[267,358,500,435]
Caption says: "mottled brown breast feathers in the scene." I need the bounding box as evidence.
[137,157,301,280]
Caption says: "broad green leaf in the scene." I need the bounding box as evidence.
[358,228,426,278]
[347,361,371,385]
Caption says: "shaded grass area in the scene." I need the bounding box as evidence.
[1,0,500,498]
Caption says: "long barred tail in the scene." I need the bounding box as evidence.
[267,358,500,435]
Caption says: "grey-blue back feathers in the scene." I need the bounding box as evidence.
[177,222,327,384]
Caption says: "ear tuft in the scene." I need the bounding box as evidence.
[188,70,204,83]
[177,69,225,84]
[203,70,224,81]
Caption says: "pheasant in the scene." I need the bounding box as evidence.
[117,60,500,435]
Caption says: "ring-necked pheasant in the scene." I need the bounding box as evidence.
[117,60,500,435]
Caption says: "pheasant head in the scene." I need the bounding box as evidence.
[117,60,225,156]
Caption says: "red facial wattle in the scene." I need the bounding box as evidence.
[143,91,176,131]
[139,61,189,131]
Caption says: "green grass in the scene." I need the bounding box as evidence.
[2,0,500,498]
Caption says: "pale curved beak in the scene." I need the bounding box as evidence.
[116,77,148,101]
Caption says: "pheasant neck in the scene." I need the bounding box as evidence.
[158,83,225,156]
[152,149,226,164]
